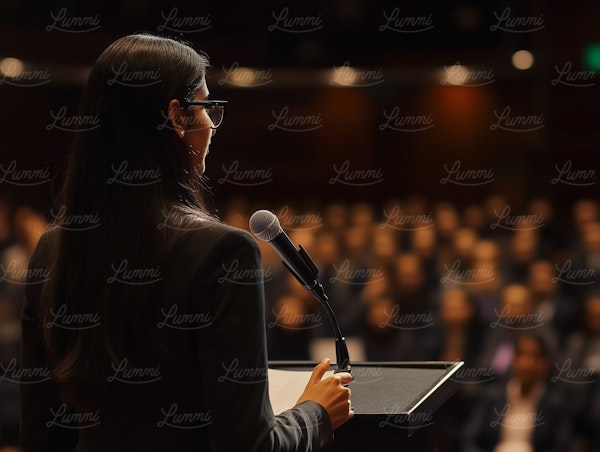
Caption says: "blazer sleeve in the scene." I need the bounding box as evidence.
[193,228,333,452]
[20,232,79,451]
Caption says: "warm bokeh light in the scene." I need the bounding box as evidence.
[229,67,258,87]
[0,57,24,77]
[512,50,534,70]
[440,63,470,85]
[330,64,358,86]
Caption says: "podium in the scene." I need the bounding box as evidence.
[269,361,464,451]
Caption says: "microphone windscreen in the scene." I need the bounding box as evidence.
[249,210,281,241]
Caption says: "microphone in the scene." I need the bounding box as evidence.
[249,209,351,373]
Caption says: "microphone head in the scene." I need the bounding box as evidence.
[249,210,282,241]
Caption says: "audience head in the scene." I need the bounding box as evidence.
[512,333,551,388]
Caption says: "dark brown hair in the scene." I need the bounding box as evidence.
[42,34,211,402]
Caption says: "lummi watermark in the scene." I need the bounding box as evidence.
[107,358,161,384]
[379,107,434,132]
[552,260,596,286]
[328,259,385,285]
[439,160,494,186]
[440,62,495,87]
[46,403,101,429]
[45,304,101,330]
[489,305,545,330]
[379,407,435,430]
[107,61,161,87]
[490,403,545,429]
[156,206,206,232]
[379,206,434,231]
[218,258,273,285]
[490,106,544,132]
[218,358,269,384]
[267,305,323,331]
[268,7,323,33]
[379,7,433,33]
[345,366,385,385]
[0,260,49,285]
[157,304,212,330]
[489,205,545,231]
[0,62,51,87]
[440,259,495,285]
[277,205,322,231]
[218,61,273,87]
[490,7,544,33]
[551,61,596,88]
[448,362,495,385]
[218,160,273,186]
[157,403,211,429]
[0,160,51,186]
[106,160,162,186]
[550,359,597,385]
[157,7,212,33]
[0,358,50,384]
[46,7,101,33]
[107,259,161,285]
[330,62,384,87]
[268,106,323,132]
[46,106,100,132]
[329,160,384,186]
[551,160,596,187]
[379,305,435,330]
[48,205,101,231]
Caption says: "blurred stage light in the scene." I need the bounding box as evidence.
[0,57,25,77]
[440,63,470,85]
[331,65,358,86]
[512,50,534,70]
[583,42,600,72]
[230,67,257,87]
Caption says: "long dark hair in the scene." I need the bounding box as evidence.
[42,34,212,402]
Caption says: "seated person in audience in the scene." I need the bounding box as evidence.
[424,288,485,452]
[451,227,480,270]
[422,288,484,366]
[527,260,580,347]
[361,295,420,361]
[563,291,600,372]
[568,220,600,298]
[558,291,600,450]
[391,253,436,320]
[506,230,540,284]
[466,240,504,326]
[265,274,316,360]
[477,284,556,379]
[463,333,571,452]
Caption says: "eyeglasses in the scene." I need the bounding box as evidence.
[181,100,228,129]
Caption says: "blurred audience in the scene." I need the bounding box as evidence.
[463,333,571,452]
[0,204,48,449]
[6,195,599,450]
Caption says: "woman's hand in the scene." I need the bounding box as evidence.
[296,358,354,429]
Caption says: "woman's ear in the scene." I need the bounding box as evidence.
[168,99,187,138]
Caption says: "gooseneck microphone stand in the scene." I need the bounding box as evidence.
[282,244,351,374]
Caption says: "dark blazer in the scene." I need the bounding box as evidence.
[462,381,571,452]
[20,222,333,451]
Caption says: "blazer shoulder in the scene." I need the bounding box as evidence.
[178,221,260,260]
[191,221,256,244]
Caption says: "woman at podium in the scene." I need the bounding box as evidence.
[20,34,352,451]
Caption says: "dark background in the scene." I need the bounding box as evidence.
[0,0,598,218]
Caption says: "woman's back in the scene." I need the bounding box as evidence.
[22,221,317,451]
